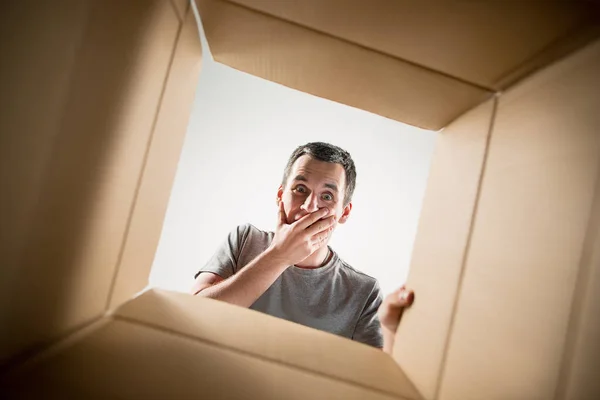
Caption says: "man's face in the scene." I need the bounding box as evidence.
[277,155,352,228]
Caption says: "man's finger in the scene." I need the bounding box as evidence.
[295,207,330,229]
[310,229,331,248]
[386,288,415,308]
[305,215,336,236]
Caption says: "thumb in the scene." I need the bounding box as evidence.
[378,287,415,333]
[389,287,415,308]
[277,200,287,227]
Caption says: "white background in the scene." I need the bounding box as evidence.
[149,14,437,295]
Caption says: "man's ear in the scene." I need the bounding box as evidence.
[338,202,353,224]
[276,185,283,205]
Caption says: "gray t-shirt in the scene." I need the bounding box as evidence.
[196,224,384,348]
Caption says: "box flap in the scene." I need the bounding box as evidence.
[115,289,422,400]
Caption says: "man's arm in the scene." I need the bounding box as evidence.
[193,203,336,308]
[191,272,224,295]
[191,248,289,307]
[378,286,415,354]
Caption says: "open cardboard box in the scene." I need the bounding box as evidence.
[1,1,599,399]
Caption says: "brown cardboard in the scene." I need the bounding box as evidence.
[428,39,599,400]
[555,154,600,400]
[1,2,600,400]
[229,0,598,90]
[107,5,203,310]
[0,0,198,367]
[0,0,92,364]
[392,99,496,400]
[195,0,599,129]
[195,0,492,131]
[115,289,422,400]
[170,0,190,22]
[2,290,421,400]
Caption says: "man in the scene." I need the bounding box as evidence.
[191,142,414,354]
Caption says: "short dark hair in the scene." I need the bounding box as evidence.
[281,142,357,206]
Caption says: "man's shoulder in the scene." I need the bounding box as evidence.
[233,223,273,257]
[229,223,272,239]
[334,255,380,290]
[236,223,273,239]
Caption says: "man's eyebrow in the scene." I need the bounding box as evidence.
[293,175,307,182]
[324,183,339,193]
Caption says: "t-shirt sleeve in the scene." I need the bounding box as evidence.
[352,280,384,348]
[193,224,250,280]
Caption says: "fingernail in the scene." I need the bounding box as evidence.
[400,291,414,305]
[323,208,330,215]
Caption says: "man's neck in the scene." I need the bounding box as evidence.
[295,246,331,269]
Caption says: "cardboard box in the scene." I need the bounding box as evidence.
[1,1,599,399]
[2,289,422,399]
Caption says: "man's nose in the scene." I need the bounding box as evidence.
[301,193,319,212]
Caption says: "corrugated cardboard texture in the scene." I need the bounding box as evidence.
[107,5,203,310]
[195,0,599,130]
[392,99,496,400]
[2,290,422,400]
[437,39,600,400]
[0,0,200,367]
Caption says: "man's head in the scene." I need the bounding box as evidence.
[277,142,356,226]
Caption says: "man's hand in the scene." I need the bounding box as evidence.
[379,285,415,354]
[268,201,336,266]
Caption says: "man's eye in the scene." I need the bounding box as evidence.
[321,193,333,201]
[294,185,307,193]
